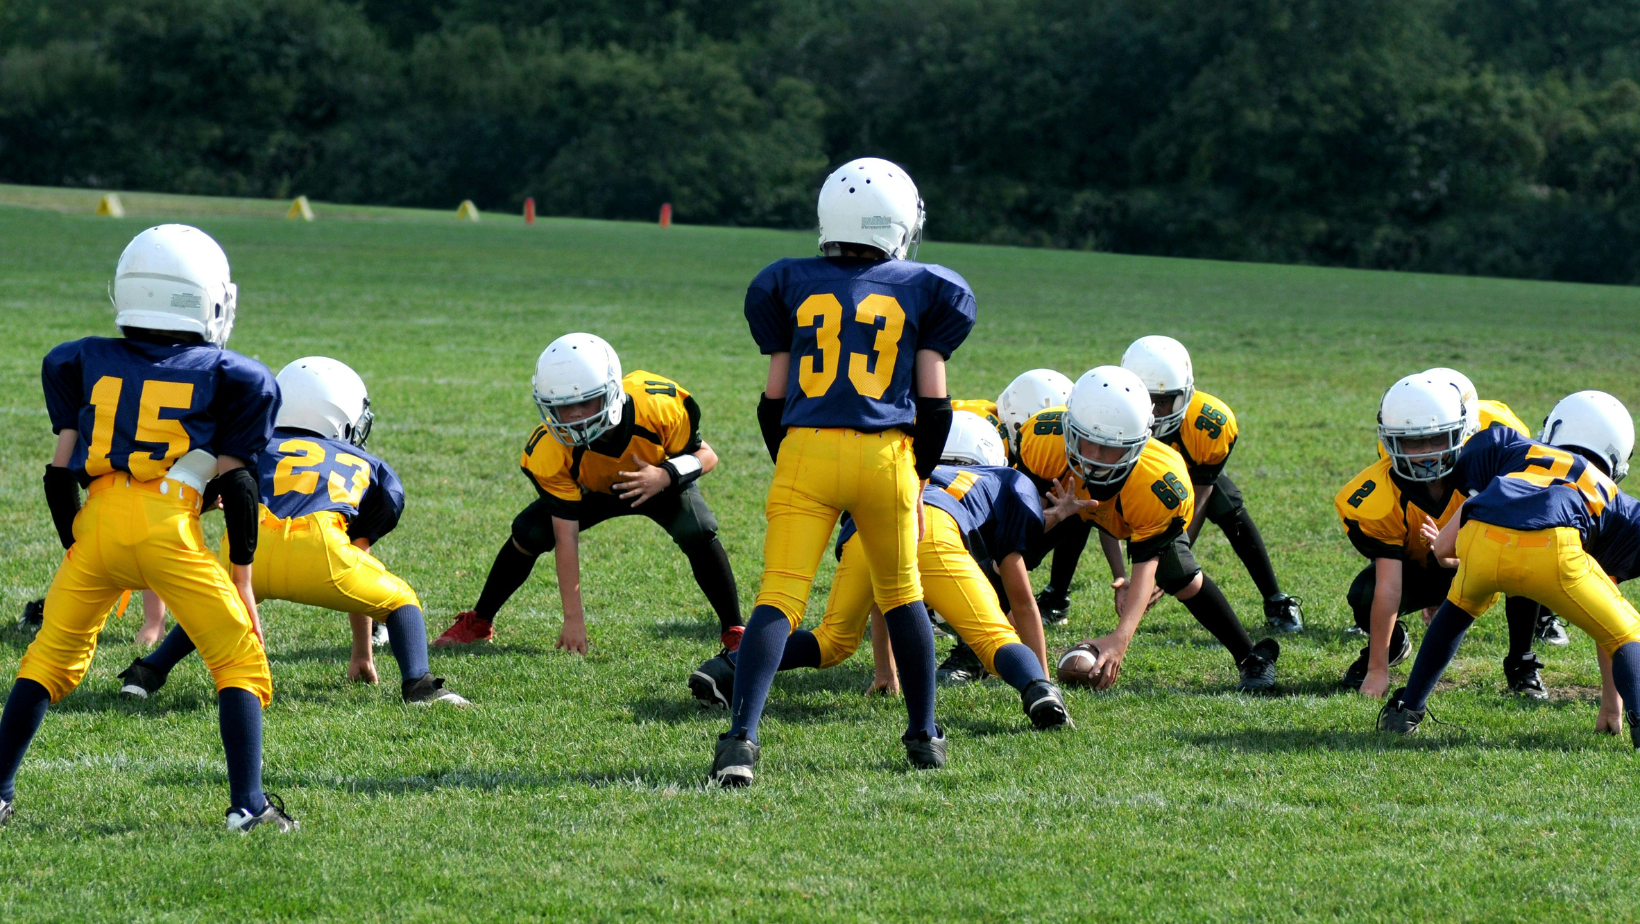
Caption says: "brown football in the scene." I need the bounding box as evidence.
[1056,642,1101,687]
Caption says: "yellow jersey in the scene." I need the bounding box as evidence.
[520,370,699,504]
[1159,390,1238,484]
[1335,456,1463,566]
[951,398,1010,450]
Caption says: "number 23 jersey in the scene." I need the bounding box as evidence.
[258,428,406,542]
[744,257,976,432]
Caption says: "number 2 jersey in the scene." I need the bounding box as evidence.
[744,257,977,432]
[258,427,406,543]
[42,336,279,484]
[1449,426,1621,540]
[836,464,1045,568]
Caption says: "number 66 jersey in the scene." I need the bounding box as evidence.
[745,256,976,430]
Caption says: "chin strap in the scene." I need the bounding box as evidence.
[912,396,953,481]
[42,465,81,549]
[217,467,261,566]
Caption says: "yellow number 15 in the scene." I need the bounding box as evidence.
[795,293,906,401]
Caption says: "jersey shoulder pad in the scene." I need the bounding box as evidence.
[625,371,689,431]
[521,424,572,478]
[1335,458,1402,528]
[1180,390,1238,466]
[1477,399,1531,438]
[1016,406,1070,482]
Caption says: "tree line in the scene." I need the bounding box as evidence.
[6,0,1640,283]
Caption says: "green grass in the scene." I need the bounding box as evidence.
[1,184,1640,922]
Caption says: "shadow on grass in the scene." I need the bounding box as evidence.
[1175,724,1623,754]
[49,686,218,715]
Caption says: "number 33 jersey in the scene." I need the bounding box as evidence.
[42,337,279,484]
[744,257,977,432]
[258,428,406,543]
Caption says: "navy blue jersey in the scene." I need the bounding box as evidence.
[745,257,976,431]
[1452,426,1620,539]
[837,464,1043,566]
[1587,491,1640,584]
[259,428,405,541]
[42,337,279,485]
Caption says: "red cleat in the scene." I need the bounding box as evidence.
[720,625,745,653]
[433,611,495,647]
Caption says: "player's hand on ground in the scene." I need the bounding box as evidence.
[347,656,378,684]
[1598,705,1625,735]
[1359,667,1391,698]
[1088,633,1128,690]
[557,620,589,654]
[614,458,671,507]
[865,671,900,696]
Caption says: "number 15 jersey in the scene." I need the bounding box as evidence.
[745,256,976,432]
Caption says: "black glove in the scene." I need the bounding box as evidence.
[216,467,261,566]
[757,394,787,464]
[912,396,953,481]
[42,465,81,549]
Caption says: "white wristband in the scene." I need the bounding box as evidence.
[669,453,703,480]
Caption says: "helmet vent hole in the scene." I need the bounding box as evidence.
[849,188,855,193]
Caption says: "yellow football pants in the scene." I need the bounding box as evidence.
[814,507,1022,675]
[1448,520,1640,654]
[22,475,271,705]
[218,508,420,620]
[756,427,922,625]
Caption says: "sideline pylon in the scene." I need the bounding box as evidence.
[659,203,672,228]
[96,194,124,218]
[524,197,536,225]
[456,200,481,222]
[287,196,314,220]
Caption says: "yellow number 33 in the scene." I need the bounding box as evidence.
[795,293,906,400]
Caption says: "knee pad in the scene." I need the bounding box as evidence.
[509,507,556,557]
[1157,564,1201,597]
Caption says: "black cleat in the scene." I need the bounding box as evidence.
[1377,688,1425,734]
[1628,712,1640,750]
[1536,611,1570,647]
[1036,586,1072,627]
[1503,652,1548,701]
[116,658,167,699]
[936,641,986,685]
[709,734,758,787]
[402,674,470,706]
[1022,679,1072,730]
[1339,624,1411,690]
[1264,594,1304,633]
[1236,638,1280,692]
[19,599,43,634]
[689,650,736,708]
[226,792,298,833]
[0,797,11,827]
[904,725,948,769]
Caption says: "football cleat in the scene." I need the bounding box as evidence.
[116,658,167,699]
[402,674,470,706]
[904,725,948,769]
[371,621,390,649]
[1536,611,1570,646]
[1236,638,1280,693]
[936,641,986,685]
[1503,653,1549,701]
[19,599,43,634]
[433,611,494,647]
[1377,688,1425,734]
[226,792,298,833]
[1628,712,1640,750]
[1022,679,1072,730]
[0,798,12,827]
[1264,594,1304,633]
[709,734,758,787]
[1035,586,1071,627]
[1339,623,1411,690]
[689,650,736,708]
[720,625,745,653]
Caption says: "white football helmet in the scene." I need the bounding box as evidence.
[112,224,237,346]
[1120,335,1194,436]
[1063,366,1154,486]
[1421,367,1480,442]
[996,369,1074,450]
[1378,373,1467,482]
[532,333,624,447]
[817,158,925,260]
[942,411,1009,467]
[275,356,374,448]
[1542,390,1633,483]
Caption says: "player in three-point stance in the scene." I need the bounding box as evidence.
[1039,367,1281,692]
[116,357,468,706]
[1379,391,1639,737]
[993,369,1080,627]
[435,333,743,655]
[711,157,974,786]
[0,225,295,832]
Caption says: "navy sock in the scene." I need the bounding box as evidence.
[779,630,822,671]
[1609,642,1640,718]
[728,606,790,742]
[142,624,198,675]
[882,601,937,739]
[385,605,431,682]
[218,687,266,815]
[1402,601,1474,711]
[990,642,1045,692]
[0,680,50,802]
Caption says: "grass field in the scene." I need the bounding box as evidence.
[1,186,1639,922]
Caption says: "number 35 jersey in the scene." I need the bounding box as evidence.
[258,428,406,542]
[42,337,280,485]
[1158,390,1238,484]
[744,257,977,432]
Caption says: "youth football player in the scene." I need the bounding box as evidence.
[1031,368,1282,692]
[1379,391,1639,736]
[116,357,467,706]
[1120,336,1303,632]
[994,369,1080,625]
[434,333,742,655]
[0,225,294,832]
[714,157,974,786]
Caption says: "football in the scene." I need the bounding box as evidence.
[1056,642,1102,687]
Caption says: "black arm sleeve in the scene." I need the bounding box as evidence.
[757,395,787,463]
[42,465,80,549]
[217,467,261,566]
[347,485,401,543]
[912,396,953,481]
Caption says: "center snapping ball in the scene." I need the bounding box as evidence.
[1056,642,1102,687]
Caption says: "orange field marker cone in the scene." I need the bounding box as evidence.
[524,197,536,225]
[659,202,672,228]
[456,200,481,222]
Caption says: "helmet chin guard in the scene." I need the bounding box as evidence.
[1064,366,1154,487]
[532,333,625,448]
[1378,373,1467,482]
